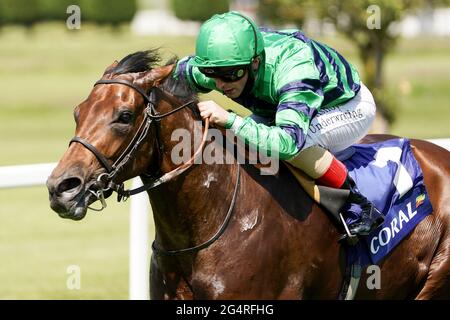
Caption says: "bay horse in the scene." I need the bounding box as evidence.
[47,50,450,299]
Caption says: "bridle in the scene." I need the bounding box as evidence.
[69,77,240,256]
[70,78,205,207]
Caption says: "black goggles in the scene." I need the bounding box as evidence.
[198,65,248,83]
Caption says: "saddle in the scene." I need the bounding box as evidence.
[285,139,434,299]
[286,138,433,263]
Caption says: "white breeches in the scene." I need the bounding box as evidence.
[303,83,376,153]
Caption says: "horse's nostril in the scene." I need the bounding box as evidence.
[57,177,82,194]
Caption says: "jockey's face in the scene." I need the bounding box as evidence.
[214,71,248,99]
[213,58,260,99]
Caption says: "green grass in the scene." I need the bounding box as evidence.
[0,186,131,299]
[0,23,449,299]
[0,23,197,166]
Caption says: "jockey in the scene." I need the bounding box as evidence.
[174,11,384,237]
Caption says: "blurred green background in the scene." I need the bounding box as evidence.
[0,0,449,299]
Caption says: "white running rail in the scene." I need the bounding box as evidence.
[0,164,150,300]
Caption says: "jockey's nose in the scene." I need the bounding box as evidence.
[214,78,227,90]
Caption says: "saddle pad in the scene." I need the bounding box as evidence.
[340,138,433,265]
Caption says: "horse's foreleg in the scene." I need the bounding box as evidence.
[149,254,194,300]
[149,254,165,299]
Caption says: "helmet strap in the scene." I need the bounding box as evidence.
[239,64,256,98]
[244,55,261,94]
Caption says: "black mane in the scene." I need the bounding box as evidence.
[110,49,161,75]
[109,49,197,104]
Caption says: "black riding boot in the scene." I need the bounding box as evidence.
[342,175,385,236]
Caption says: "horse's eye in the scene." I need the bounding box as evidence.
[117,111,133,124]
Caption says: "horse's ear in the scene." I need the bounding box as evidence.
[153,64,175,84]
[103,60,119,75]
[136,64,175,88]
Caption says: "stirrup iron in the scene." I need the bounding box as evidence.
[339,213,359,245]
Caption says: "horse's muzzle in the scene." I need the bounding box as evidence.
[47,172,92,220]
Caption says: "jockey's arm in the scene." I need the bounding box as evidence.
[226,87,323,160]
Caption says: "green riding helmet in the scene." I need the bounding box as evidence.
[192,11,265,68]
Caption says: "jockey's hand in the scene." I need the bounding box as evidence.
[198,100,230,127]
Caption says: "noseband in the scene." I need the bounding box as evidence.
[70,79,205,208]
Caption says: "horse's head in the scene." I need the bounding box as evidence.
[47,50,197,220]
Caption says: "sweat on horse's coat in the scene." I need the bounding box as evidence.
[47,50,450,299]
